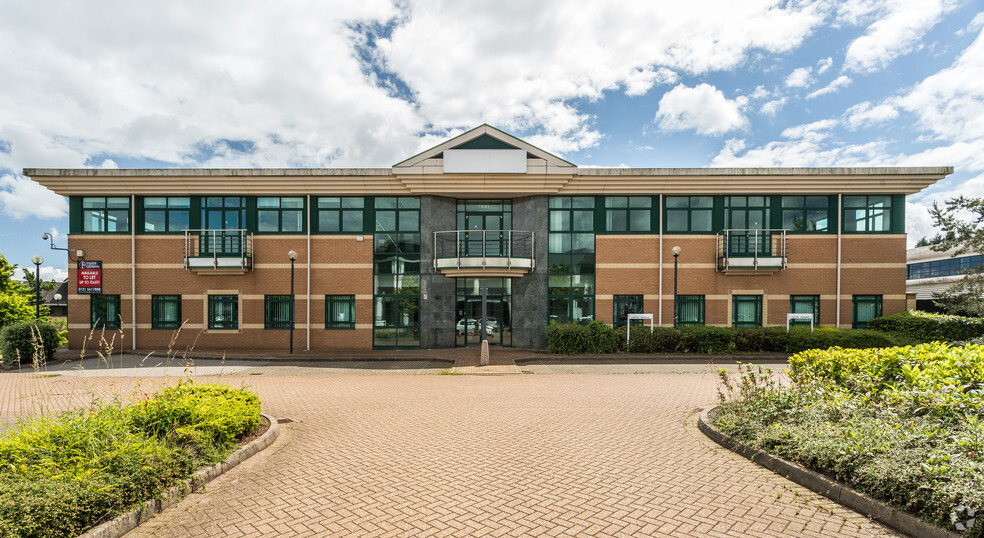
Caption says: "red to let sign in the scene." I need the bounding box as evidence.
[77,260,102,294]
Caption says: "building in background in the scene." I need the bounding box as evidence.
[907,246,984,312]
[26,125,951,351]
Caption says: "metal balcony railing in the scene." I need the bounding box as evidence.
[716,229,787,272]
[433,230,535,274]
[184,229,253,272]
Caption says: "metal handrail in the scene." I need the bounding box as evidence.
[184,229,253,269]
[433,230,535,269]
[716,228,787,270]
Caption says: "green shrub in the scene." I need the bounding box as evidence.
[0,321,59,366]
[678,326,737,353]
[868,310,984,343]
[0,293,34,329]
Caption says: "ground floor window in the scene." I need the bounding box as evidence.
[151,295,181,330]
[264,295,293,329]
[789,295,819,326]
[208,295,238,330]
[614,295,643,327]
[548,295,594,325]
[91,295,121,330]
[373,275,419,347]
[326,295,355,329]
[732,295,762,328]
[852,295,882,329]
[676,295,705,326]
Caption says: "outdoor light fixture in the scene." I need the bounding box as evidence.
[42,232,82,258]
[288,250,297,354]
[31,254,44,321]
[671,246,681,328]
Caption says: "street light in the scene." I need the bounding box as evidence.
[288,250,297,354]
[671,246,681,328]
[31,255,44,321]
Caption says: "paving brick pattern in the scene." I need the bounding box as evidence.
[0,366,899,537]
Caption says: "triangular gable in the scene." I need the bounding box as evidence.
[393,124,576,168]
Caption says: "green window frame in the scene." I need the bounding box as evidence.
[264,295,293,329]
[143,197,191,233]
[317,197,365,233]
[373,197,420,348]
[605,197,653,233]
[732,295,763,328]
[151,295,182,330]
[613,295,644,327]
[548,196,596,323]
[257,197,305,233]
[208,295,238,330]
[664,196,713,233]
[843,195,892,233]
[852,295,882,329]
[789,295,819,326]
[82,197,130,233]
[91,295,121,330]
[676,295,705,326]
[781,196,830,233]
[326,295,355,329]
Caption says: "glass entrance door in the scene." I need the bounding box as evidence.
[455,278,511,347]
[725,196,771,256]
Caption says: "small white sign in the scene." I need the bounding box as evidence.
[786,313,814,332]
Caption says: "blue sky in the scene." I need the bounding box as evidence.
[1,0,982,282]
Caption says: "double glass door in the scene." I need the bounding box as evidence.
[725,196,771,256]
[455,278,511,347]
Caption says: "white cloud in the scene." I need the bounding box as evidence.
[844,0,958,73]
[624,67,678,96]
[0,175,68,219]
[760,97,787,116]
[747,85,770,100]
[805,75,852,99]
[39,266,68,282]
[843,101,899,128]
[816,57,833,74]
[785,67,813,88]
[780,119,839,140]
[653,83,748,136]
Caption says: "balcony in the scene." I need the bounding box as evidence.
[716,229,787,274]
[184,229,254,274]
[433,230,535,277]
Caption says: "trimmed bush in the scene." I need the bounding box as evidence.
[868,310,984,343]
[0,321,59,365]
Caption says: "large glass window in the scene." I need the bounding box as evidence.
[143,197,191,233]
[201,197,246,255]
[732,295,763,328]
[852,295,882,329]
[664,196,713,233]
[373,197,420,347]
[725,196,772,256]
[781,196,829,232]
[208,295,238,330]
[614,295,643,327]
[548,196,596,323]
[91,295,121,330]
[83,197,130,233]
[151,295,181,330]
[843,195,892,233]
[907,255,984,279]
[326,295,355,329]
[605,197,652,233]
[317,197,365,233]
[789,295,819,326]
[676,295,705,326]
[264,295,293,329]
[257,197,304,233]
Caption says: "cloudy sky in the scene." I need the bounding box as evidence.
[2,0,982,282]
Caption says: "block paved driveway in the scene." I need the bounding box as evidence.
[3,365,899,537]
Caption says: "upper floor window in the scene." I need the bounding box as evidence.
[664,196,713,233]
[605,197,652,233]
[843,195,891,233]
[317,197,365,233]
[907,255,984,279]
[83,197,130,233]
[781,196,829,232]
[375,197,420,233]
[143,197,190,233]
[257,197,304,233]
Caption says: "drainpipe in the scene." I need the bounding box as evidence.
[131,194,137,351]
[836,194,842,328]
[306,194,311,351]
[658,194,663,326]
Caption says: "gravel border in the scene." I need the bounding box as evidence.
[698,405,958,538]
[79,412,280,538]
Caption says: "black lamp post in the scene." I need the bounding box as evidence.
[671,246,681,328]
[288,250,297,354]
[31,255,44,321]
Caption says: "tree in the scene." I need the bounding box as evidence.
[928,196,984,316]
[21,268,57,294]
[0,254,42,327]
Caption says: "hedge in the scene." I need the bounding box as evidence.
[547,322,896,354]
[0,321,59,366]
[868,310,984,343]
